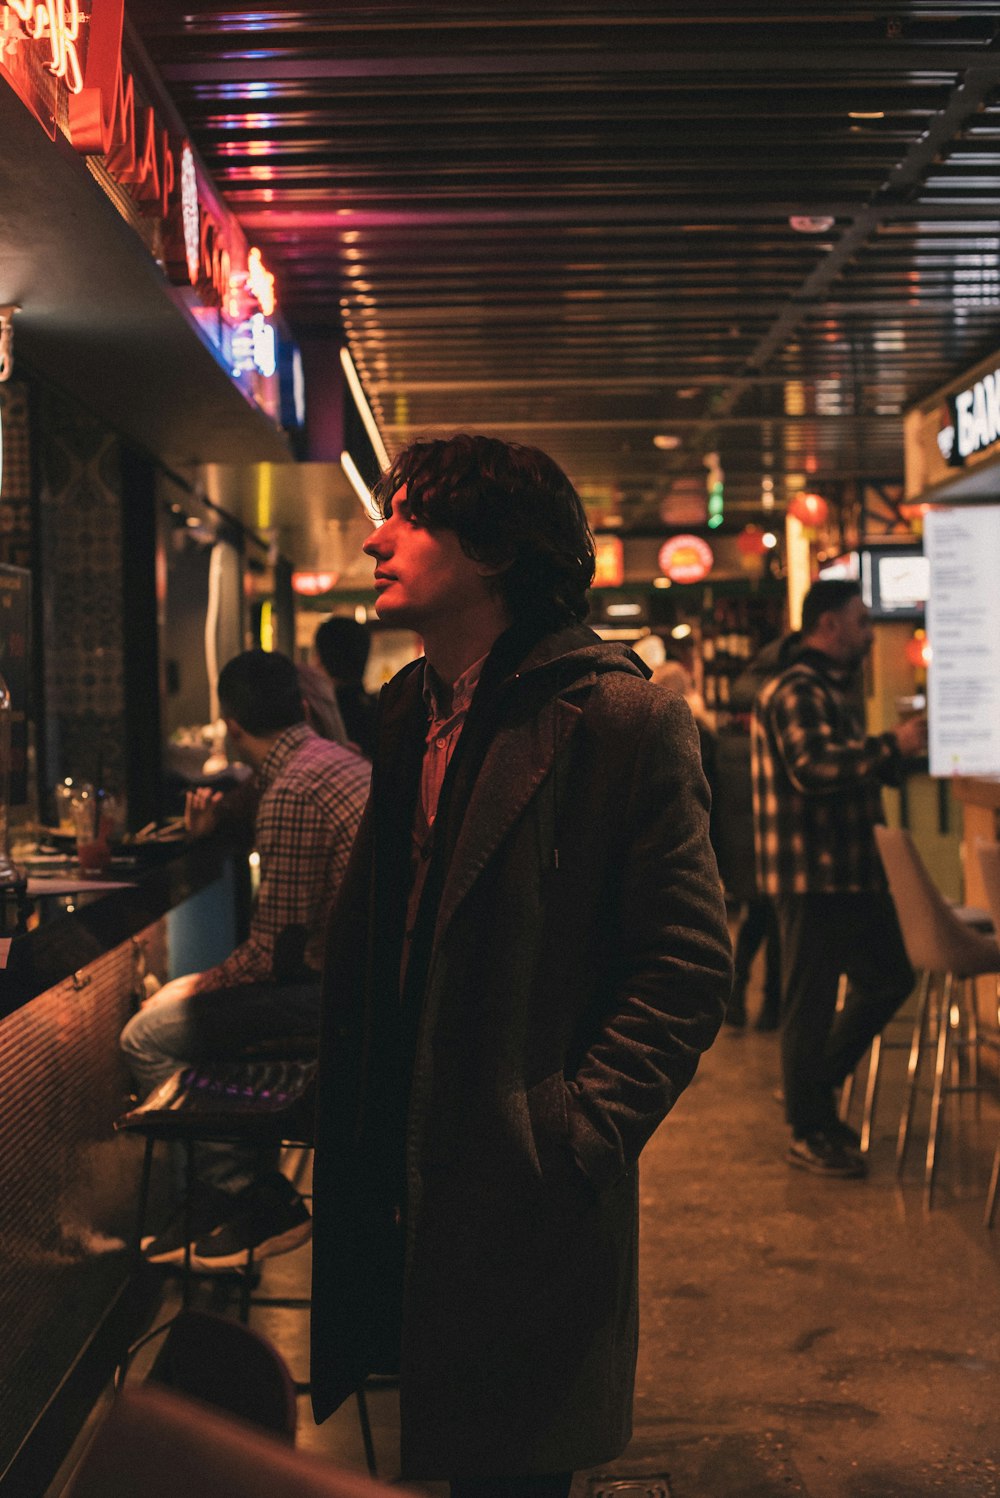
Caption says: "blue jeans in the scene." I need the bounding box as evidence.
[119,978,321,1195]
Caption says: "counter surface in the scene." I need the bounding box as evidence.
[0,835,234,1020]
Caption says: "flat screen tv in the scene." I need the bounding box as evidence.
[819,543,928,621]
[860,542,928,621]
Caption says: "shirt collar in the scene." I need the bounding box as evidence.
[422,653,488,727]
[256,721,314,791]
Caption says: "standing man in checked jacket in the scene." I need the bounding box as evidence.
[310,434,732,1498]
[751,577,927,1179]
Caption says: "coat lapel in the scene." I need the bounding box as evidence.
[433,687,587,941]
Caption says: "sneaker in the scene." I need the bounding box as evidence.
[141,1185,234,1265]
[190,1175,312,1272]
[787,1131,868,1179]
[828,1118,863,1154]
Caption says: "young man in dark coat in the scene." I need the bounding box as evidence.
[310,436,733,1498]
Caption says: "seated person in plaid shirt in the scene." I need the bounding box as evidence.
[121,649,370,1268]
[751,579,926,1179]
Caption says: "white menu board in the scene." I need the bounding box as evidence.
[925,505,1000,777]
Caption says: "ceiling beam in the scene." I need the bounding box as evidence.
[160,47,1000,85]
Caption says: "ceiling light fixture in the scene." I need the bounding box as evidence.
[340,450,382,527]
[340,346,390,471]
[653,434,681,450]
[0,305,19,383]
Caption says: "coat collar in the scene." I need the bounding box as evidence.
[432,676,592,941]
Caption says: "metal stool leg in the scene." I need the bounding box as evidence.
[924,974,955,1208]
[835,975,855,1119]
[897,970,932,1174]
[356,1385,377,1476]
[181,1141,197,1309]
[985,1140,1000,1229]
[131,1136,157,1264]
[859,1031,882,1154]
[962,979,980,1112]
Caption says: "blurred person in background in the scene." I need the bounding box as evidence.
[313,615,379,758]
[751,580,926,1178]
[120,650,370,1269]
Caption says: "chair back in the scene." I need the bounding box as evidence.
[148,1309,297,1442]
[874,825,1000,977]
[976,839,1000,930]
[64,1384,395,1498]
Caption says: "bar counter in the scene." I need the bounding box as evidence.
[0,833,243,1498]
[1,834,236,1018]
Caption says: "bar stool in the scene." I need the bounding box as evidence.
[115,1052,379,1476]
[874,826,1000,1207]
[974,839,1000,1228]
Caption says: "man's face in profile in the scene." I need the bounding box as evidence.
[363,486,499,634]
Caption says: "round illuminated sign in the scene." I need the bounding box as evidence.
[292,571,339,596]
[657,534,714,584]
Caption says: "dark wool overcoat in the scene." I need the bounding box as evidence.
[310,625,733,1479]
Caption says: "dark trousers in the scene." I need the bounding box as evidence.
[774,891,914,1137]
[732,896,781,1010]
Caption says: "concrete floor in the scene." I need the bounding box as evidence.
[52,976,1000,1498]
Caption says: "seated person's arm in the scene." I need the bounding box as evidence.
[189,787,331,993]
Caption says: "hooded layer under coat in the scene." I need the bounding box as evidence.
[310,625,733,1479]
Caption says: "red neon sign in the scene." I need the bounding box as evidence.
[67,0,175,219]
[657,534,714,584]
[2,1,83,91]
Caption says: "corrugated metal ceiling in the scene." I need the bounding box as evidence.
[127,3,1000,531]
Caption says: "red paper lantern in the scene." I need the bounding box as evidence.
[905,630,931,668]
[788,491,829,527]
[736,526,767,556]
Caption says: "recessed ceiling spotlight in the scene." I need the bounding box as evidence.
[653,434,681,450]
[789,214,835,234]
[848,111,885,120]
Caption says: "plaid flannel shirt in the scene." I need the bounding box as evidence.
[193,722,370,990]
[750,649,902,896]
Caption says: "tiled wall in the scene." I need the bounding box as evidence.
[0,383,32,572]
[0,920,167,1481]
[36,385,127,804]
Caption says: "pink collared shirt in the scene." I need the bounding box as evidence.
[402,653,487,990]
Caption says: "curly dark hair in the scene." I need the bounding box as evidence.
[371,434,596,627]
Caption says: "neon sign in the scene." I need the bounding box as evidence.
[232,314,276,380]
[657,534,714,585]
[247,249,275,317]
[67,0,175,220]
[1,1,83,91]
[180,142,200,285]
[292,571,338,596]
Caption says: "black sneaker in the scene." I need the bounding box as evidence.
[141,1185,234,1265]
[190,1175,312,1272]
[787,1131,868,1179]
[828,1118,863,1155]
